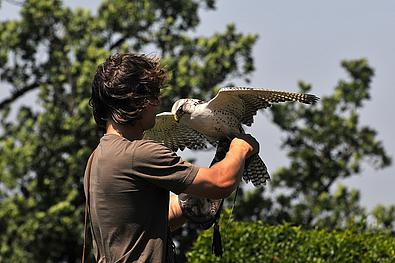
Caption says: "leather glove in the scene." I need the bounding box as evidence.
[178,193,223,229]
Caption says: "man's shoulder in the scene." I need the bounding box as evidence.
[137,139,169,150]
[99,135,161,150]
[101,134,164,148]
[98,135,175,162]
[134,139,176,160]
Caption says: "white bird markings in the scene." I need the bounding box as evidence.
[144,87,319,186]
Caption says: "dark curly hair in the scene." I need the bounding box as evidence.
[89,53,167,128]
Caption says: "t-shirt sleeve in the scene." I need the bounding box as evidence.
[131,140,199,194]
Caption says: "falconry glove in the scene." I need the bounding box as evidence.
[178,193,223,230]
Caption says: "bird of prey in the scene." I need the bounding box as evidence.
[144,87,319,187]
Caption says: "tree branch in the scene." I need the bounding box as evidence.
[109,36,128,50]
[0,82,40,110]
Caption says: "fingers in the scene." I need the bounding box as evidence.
[231,134,260,158]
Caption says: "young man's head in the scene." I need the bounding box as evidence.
[90,53,167,129]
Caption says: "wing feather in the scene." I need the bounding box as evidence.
[143,112,212,151]
[206,87,319,126]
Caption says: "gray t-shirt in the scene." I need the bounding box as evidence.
[84,134,198,262]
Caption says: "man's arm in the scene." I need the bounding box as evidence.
[168,194,185,232]
[183,134,259,199]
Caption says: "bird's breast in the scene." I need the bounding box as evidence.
[182,108,240,139]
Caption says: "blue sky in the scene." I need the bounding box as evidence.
[194,0,395,211]
[1,0,394,210]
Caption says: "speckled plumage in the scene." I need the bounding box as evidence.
[144,87,319,187]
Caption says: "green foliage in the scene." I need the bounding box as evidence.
[373,205,395,230]
[187,211,395,263]
[1,0,393,262]
[0,0,256,261]
[231,59,393,231]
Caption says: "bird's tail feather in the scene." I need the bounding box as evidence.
[244,154,270,186]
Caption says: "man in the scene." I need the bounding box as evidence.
[84,53,259,262]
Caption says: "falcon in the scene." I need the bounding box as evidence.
[143,87,319,186]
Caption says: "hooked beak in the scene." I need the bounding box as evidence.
[174,108,183,123]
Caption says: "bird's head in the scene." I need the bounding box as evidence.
[171,99,200,122]
[171,99,188,122]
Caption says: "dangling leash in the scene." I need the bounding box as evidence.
[82,151,95,263]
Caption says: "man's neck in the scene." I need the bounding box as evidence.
[106,121,144,141]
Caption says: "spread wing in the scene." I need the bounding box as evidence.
[143,112,212,151]
[206,87,319,126]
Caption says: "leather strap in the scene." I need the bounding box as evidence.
[82,152,95,263]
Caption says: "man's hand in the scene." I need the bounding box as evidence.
[231,134,260,159]
[168,194,186,232]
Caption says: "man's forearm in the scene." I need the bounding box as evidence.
[210,142,249,191]
[212,156,243,188]
[182,135,258,199]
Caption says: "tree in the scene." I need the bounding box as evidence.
[0,0,257,261]
[230,59,393,231]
